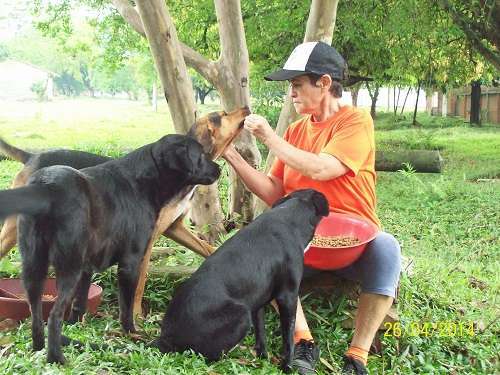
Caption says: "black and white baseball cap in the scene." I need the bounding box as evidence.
[264,41,348,82]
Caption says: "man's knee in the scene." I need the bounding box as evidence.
[365,232,401,271]
[357,232,401,297]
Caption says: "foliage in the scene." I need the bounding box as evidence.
[169,0,220,60]
[436,0,500,70]
[333,0,492,92]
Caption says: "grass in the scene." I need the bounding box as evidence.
[0,100,499,374]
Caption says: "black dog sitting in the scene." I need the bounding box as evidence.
[152,189,329,372]
[0,134,220,364]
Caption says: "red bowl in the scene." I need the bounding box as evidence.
[0,278,102,321]
[304,212,379,270]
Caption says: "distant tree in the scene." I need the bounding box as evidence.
[191,71,214,104]
[54,71,85,96]
[31,80,48,101]
[0,44,9,61]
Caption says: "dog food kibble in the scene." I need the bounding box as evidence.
[311,235,361,247]
[16,293,56,301]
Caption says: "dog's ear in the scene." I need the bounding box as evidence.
[312,191,329,217]
[271,194,291,208]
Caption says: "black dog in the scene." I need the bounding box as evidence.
[152,189,328,372]
[0,134,220,364]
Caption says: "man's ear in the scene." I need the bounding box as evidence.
[312,191,329,217]
[318,74,332,90]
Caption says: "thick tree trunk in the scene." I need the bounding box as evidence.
[470,80,481,125]
[375,150,443,173]
[188,184,225,243]
[135,1,195,133]
[255,0,340,216]
[214,0,261,225]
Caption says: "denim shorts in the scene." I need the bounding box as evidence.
[303,231,401,298]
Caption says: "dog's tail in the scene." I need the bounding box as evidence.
[0,185,55,220]
[0,137,33,164]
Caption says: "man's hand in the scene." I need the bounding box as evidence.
[243,114,276,145]
[222,144,239,161]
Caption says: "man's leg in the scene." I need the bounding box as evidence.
[294,299,314,340]
[352,293,393,349]
[341,232,401,373]
[290,268,321,375]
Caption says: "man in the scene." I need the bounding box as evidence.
[223,41,401,374]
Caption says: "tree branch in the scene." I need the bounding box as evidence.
[110,0,145,37]
[437,0,500,70]
[110,0,218,86]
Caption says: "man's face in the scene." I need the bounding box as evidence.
[288,75,323,115]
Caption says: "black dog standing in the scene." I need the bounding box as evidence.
[0,135,220,364]
[153,189,329,372]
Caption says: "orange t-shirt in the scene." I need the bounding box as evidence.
[269,105,380,228]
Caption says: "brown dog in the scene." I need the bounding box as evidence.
[0,106,250,315]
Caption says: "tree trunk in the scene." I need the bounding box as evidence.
[425,87,433,115]
[135,1,196,133]
[214,0,261,225]
[367,82,380,119]
[375,150,443,173]
[436,91,443,116]
[400,87,410,115]
[188,184,225,243]
[441,93,448,117]
[470,80,481,125]
[350,82,362,107]
[255,0,340,216]
[413,80,422,126]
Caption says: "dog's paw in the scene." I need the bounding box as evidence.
[47,350,66,365]
[122,323,137,334]
[66,311,84,325]
[255,347,268,359]
[32,340,45,352]
[280,360,293,373]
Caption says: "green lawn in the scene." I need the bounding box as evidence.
[0,100,498,374]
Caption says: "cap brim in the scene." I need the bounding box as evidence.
[264,69,308,81]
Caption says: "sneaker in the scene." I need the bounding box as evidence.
[291,339,320,374]
[342,355,368,374]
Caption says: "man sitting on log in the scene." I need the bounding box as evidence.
[223,41,402,374]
